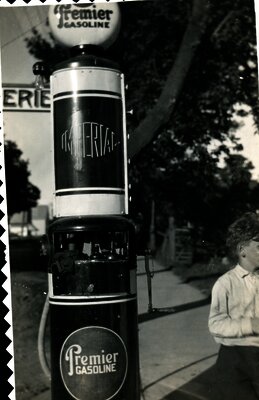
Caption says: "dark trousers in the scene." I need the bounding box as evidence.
[214,345,259,400]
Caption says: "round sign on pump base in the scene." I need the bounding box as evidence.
[60,326,128,400]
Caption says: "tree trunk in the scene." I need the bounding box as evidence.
[128,0,210,158]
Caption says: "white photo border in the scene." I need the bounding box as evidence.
[0,1,258,399]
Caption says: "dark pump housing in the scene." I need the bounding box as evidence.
[39,44,141,400]
[47,216,140,400]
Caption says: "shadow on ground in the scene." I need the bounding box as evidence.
[138,296,211,323]
[160,365,217,400]
[140,352,218,400]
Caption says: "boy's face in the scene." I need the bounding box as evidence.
[239,240,259,273]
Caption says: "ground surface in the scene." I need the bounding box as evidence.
[11,272,51,400]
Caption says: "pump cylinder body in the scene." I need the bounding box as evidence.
[48,216,140,400]
[51,57,128,218]
[46,52,139,400]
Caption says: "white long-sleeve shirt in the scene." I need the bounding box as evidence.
[209,264,259,347]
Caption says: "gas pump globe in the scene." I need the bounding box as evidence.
[36,3,140,400]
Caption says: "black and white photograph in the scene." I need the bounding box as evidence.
[1,0,259,399]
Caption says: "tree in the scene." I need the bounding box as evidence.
[121,0,258,157]
[4,140,41,219]
[120,0,259,249]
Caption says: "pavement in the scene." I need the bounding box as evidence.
[137,257,218,400]
[33,257,219,400]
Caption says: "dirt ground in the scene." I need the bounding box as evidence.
[11,272,51,400]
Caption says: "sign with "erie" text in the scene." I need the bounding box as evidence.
[2,84,50,112]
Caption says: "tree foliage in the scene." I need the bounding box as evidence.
[119,0,258,155]
[24,0,259,254]
[121,0,259,249]
[4,140,41,218]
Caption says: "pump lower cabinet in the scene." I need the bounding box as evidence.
[47,216,140,400]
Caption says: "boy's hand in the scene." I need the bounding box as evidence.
[251,318,259,334]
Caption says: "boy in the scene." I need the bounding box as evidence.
[209,212,259,400]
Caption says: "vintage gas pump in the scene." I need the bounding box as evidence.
[36,3,140,400]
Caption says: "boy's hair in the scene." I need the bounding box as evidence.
[226,212,259,262]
